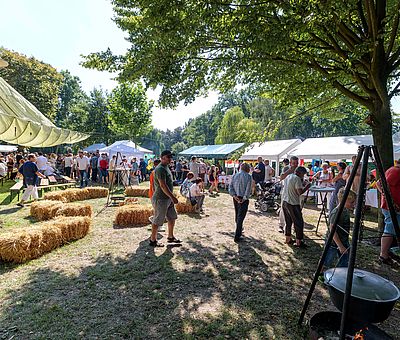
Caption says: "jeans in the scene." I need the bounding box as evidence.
[79,170,88,187]
[194,195,205,211]
[64,166,71,177]
[324,240,350,268]
[282,201,304,240]
[233,198,249,240]
[91,168,98,182]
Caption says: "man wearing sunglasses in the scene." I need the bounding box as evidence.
[149,150,181,247]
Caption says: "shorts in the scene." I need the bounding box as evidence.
[151,197,178,226]
[382,209,400,236]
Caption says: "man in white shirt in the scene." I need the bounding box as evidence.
[36,152,48,171]
[76,150,90,188]
[0,159,7,177]
[189,156,200,178]
[264,159,275,182]
[64,153,73,177]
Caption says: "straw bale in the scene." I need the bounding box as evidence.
[114,204,153,227]
[125,186,150,197]
[176,195,196,214]
[85,187,109,199]
[56,203,93,218]
[0,217,91,264]
[30,200,64,221]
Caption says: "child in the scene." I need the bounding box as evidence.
[322,188,357,271]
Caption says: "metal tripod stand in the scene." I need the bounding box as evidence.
[298,145,400,340]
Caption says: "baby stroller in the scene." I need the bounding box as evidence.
[255,181,281,212]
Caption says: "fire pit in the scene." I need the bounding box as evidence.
[309,311,393,339]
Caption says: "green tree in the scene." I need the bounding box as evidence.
[107,82,153,141]
[140,128,165,155]
[0,48,63,121]
[171,141,187,155]
[83,0,400,169]
[215,106,245,144]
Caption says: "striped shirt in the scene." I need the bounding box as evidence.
[229,170,252,201]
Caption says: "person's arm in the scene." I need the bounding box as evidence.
[228,176,237,198]
[158,178,178,203]
[332,171,343,183]
[280,167,294,181]
[243,176,252,201]
[342,166,351,180]
[333,230,347,254]
[296,179,311,195]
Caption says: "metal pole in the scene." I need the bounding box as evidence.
[339,146,370,340]
[298,146,365,325]
[371,146,400,243]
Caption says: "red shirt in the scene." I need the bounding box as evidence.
[381,166,400,210]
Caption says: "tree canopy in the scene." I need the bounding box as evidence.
[83,0,400,168]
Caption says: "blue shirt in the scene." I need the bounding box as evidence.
[19,161,39,186]
[229,170,252,201]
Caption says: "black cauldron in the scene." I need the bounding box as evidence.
[324,268,400,324]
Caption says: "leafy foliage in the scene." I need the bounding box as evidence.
[107,82,153,141]
[0,48,63,122]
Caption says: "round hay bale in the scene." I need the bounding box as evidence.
[125,186,150,198]
[114,204,153,227]
[30,200,64,221]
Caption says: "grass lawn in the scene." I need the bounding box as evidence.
[0,188,399,339]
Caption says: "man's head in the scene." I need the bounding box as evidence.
[290,156,299,168]
[96,150,100,156]
[133,157,137,162]
[199,158,204,163]
[257,156,263,163]
[28,153,36,162]
[241,162,251,173]
[191,156,197,162]
[160,150,173,165]
[195,177,203,184]
[307,164,312,169]
[295,166,307,179]
[38,152,43,156]
[283,158,289,165]
[337,162,347,171]
[153,159,161,167]
[78,150,83,157]
[264,159,270,165]
[338,187,357,209]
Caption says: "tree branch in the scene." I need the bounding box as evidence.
[385,1,400,58]
[389,81,400,98]
[357,0,369,35]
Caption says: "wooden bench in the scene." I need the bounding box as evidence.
[10,181,24,202]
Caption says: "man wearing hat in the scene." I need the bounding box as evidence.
[149,150,181,247]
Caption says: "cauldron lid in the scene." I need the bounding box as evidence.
[324,268,400,302]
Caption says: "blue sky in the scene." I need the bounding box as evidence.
[1,0,399,130]
[0,0,219,130]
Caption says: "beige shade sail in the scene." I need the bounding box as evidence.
[0,77,89,147]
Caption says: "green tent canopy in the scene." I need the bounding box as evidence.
[179,143,245,159]
[0,77,89,147]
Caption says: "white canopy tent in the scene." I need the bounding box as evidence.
[240,139,302,174]
[0,77,89,147]
[100,140,144,159]
[84,143,106,153]
[136,145,154,154]
[0,144,17,153]
[288,135,374,160]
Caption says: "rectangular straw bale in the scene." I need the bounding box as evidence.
[85,187,109,199]
[56,203,93,218]
[30,200,64,221]
[125,186,150,197]
[176,195,196,214]
[42,216,91,243]
[114,204,153,227]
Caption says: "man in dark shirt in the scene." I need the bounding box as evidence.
[17,154,45,207]
[252,156,265,185]
[149,150,181,247]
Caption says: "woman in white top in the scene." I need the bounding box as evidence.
[313,162,332,187]
[189,178,205,214]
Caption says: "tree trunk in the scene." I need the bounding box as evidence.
[371,100,393,234]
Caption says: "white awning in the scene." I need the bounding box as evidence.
[0,77,89,147]
[240,139,302,161]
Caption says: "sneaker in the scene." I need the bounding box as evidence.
[278,227,284,233]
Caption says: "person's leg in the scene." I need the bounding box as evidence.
[32,185,39,200]
[20,185,34,203]
[235,200,249,241]
[291,205,305,245]
[324,245,338,268]
[278,195,285,232]
[196,195,205,211]
[233,198,239,224]
[380,209,398,259]
[283,202,294,243]
[150,198,167,245]
[166,201,179,240]
[79,170,84,187]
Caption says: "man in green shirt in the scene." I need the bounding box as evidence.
[149,150,181,247]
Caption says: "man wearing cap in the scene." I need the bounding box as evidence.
[149,150,181,247]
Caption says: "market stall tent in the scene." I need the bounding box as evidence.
[84,143,106,153]
[100,140,144,159]
[240,138,302,174]
[179,143,245,159]
[288,135,374,160]
[0,77,89,147]
[0,144,17,153]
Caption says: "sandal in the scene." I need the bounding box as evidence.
[149,240,164,247]
[167,237,182,244]
[379,256,393,265]
[285,239,295,245]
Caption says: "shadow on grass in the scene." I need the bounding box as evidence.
[0,238,319,339]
